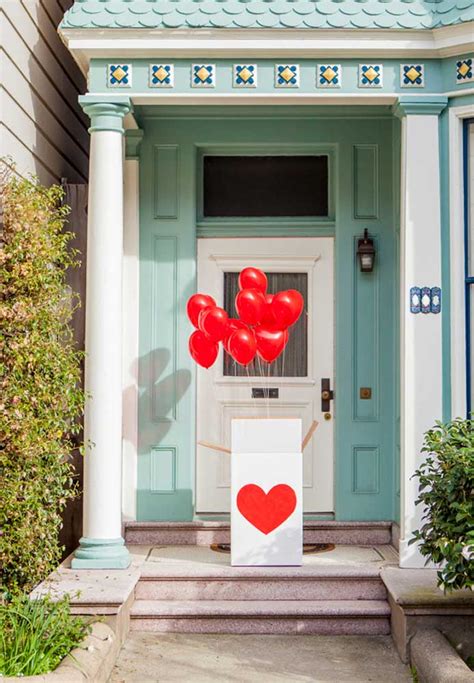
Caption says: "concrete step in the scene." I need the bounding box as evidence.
[125,521,393,546]
[137,564,387,602]
[130,599,391,635]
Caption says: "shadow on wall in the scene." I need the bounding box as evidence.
[124,348,193,521]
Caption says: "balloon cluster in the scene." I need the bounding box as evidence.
[187,267,304,369]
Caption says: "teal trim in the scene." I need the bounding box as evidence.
[79,96,132,133]
[71,537,131,569]
[61,0,474,31]
[448,94,474,108]
[125,129,143,159]
[137,108,398,522]
[138,105,395,120]
[393,96,448,118]
[197,221,336,238]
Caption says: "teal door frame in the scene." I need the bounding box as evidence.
[137,107,399,523]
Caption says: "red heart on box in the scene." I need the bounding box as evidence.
[236,484,297,535]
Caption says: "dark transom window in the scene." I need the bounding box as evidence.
[203,155,328,218]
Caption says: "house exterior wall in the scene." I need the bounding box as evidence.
[135,109,399,523]
[1,0,89,184]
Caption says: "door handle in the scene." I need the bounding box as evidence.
[321,378,334,412]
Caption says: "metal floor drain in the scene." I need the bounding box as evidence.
[210,543,335,555]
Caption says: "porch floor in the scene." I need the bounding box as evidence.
[137,542,398,576]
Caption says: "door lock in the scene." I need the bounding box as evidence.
[321,378,334,412]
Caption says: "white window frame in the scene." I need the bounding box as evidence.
[449,105,474,418]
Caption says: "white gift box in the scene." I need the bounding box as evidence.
[231,418,303,567]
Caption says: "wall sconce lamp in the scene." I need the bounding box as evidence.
[357,229,376,273]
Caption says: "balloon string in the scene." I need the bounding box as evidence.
[267,358,270,418]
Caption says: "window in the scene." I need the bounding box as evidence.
[203,156,328,218]
[223,271,308,377]
[465,119,474,415]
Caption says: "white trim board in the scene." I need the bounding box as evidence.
[450,104,474,419]
[60,24,474,75]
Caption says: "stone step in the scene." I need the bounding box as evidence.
[125,521,393,546]
[137,564,387,602]
[130,599,391,635]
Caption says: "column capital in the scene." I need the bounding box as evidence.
[393,96,448,119]
[79,96,132,133]
[125,129,144,160]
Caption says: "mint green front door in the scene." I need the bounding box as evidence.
[137,106,399,523]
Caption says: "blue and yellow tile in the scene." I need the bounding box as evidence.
[192,64,215,88]
[401,64,424,88]
[233,64,257,88]
[108,64,131,88]
[149,64,174,88]
[275,64,299,88]
[456,59,473,83]
[317,65,341,89]
[358,64,383,88]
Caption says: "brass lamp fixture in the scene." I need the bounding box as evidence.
[357,229,376,273]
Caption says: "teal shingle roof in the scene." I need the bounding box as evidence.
[61,0,474,31]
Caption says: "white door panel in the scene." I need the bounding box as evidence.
[196,237,334,514]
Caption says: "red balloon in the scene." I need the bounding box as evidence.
[227,328,257,366]
[187,293,216,328]
[255,325,289,363]
[235,288,266,326]
[238,267,268,294]
[271,289,304,329]
[198,306,229,342]
[223,318,248,353]
[189,330,218,369]
[261,293,276,326]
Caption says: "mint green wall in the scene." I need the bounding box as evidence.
[137,106,398,521]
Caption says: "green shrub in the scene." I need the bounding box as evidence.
[411,418,474,592]
[0,170,84,595]
[0,593,91,677]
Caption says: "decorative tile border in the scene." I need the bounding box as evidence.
[358,64,383,88]
[275,64,299,88]
[401,64,424,88]
[103,58,474,92]
[317,64,341,89]
[410,286,441,314]
[108,64,131,88]
[410,287,421,314]
[430,287,441,314]
[233,64,257,88]
[149,64,174,88]
[192,64,215,88]
[456,58,473,83]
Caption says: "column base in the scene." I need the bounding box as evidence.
[71,537,131,569]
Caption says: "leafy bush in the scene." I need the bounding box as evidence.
[0,170,84,595]
[411,418,474,592]
[0,593,91,677]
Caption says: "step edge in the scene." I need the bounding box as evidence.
[125,521,393,530]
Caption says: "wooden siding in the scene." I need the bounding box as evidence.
[1,0,89,184]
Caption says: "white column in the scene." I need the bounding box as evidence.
[395,97,447,568]
[72,100,131,569]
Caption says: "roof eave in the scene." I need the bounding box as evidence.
[58,23,474,77]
